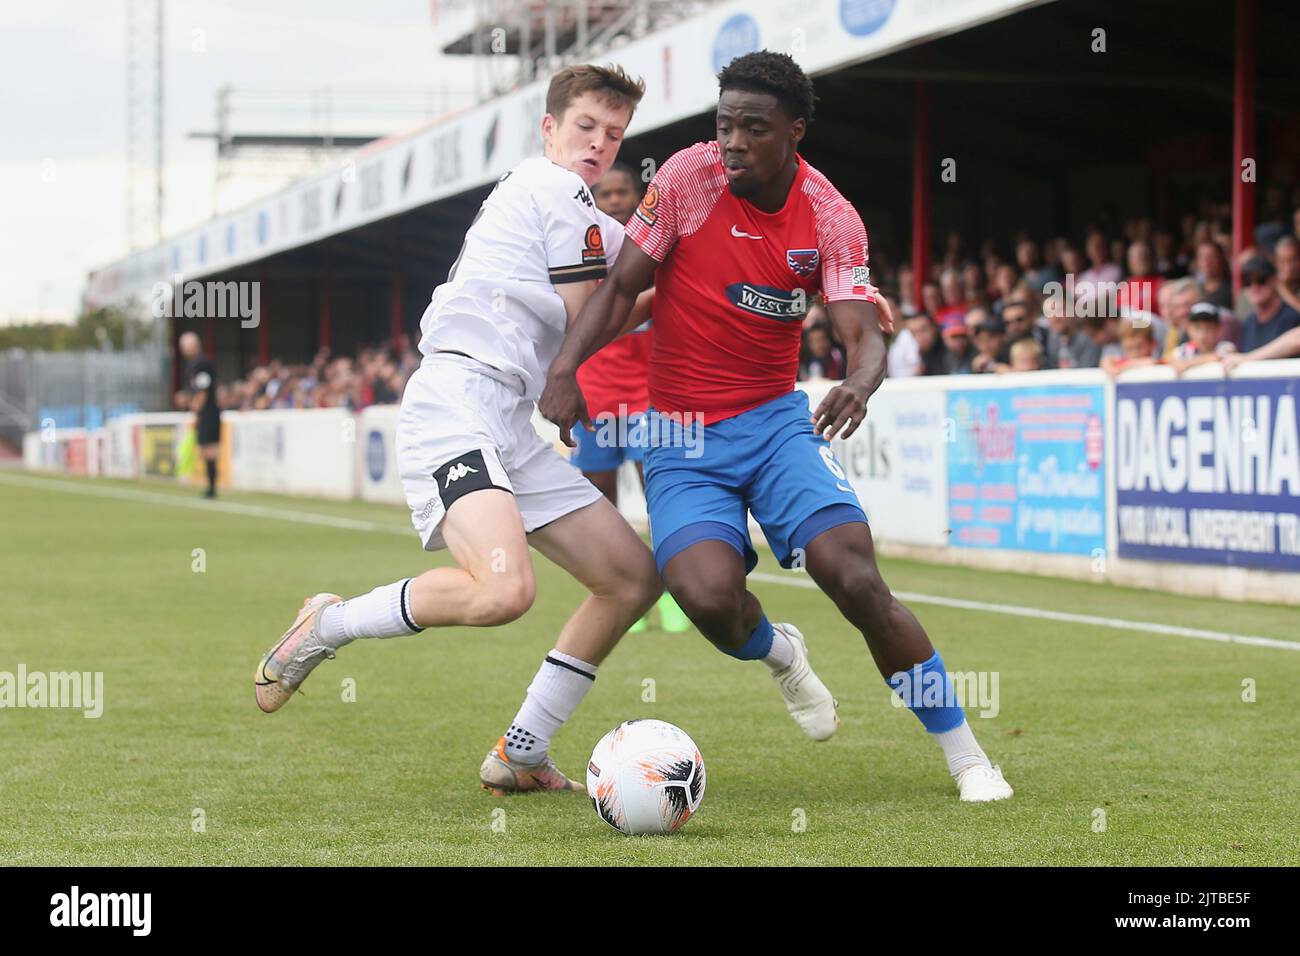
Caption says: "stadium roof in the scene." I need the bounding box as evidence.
[85,0,1049,308]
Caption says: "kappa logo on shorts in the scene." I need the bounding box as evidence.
[443,461,478,487]
[433,449,504,509]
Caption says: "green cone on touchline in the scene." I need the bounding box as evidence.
[628,616,649,633]
[657,592,691,633]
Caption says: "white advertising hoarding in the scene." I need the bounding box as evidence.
[358,405,405,505]
[226,408,355,499]
[802,380,950,546]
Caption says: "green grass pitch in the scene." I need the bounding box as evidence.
[1,472,1298,866]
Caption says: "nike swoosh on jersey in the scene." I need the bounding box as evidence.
[730,225,763,240]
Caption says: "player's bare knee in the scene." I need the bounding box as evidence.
[625,572,663,618]
[669,581,741,644]
[586,551,661,615]
[629,555,664,614]
[817,554,889,609]
[476,570,536,625]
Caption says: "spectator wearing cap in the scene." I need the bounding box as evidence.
[1167,302,1237,374]
[1274,236,1300,315]
[941,315,974,374]
[1101,318,1160,377]
[1237,255,1300,353]
[970,315,1008,374]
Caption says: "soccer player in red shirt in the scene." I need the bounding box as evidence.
[541,52,1012,802]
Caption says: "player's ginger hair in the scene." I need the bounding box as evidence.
[545,64,646,121]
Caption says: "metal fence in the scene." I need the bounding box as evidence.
[0,347,171,449]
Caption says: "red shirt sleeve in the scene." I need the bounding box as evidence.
[625,171,679,263]
[624,143,724,263]
[816,195,875,303]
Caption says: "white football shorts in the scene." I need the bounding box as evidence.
[396,351,602,551]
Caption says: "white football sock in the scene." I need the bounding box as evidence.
[762,625,796,671]
[504,650,597,765]
[933,719,993,776]
[316,579,423,649]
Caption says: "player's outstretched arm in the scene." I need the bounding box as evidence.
[540,241,658,446]
[811,293,891,441]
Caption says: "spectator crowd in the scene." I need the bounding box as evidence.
[182,193,1300,411]
[799,191,1300,381]
[204,337,422,412]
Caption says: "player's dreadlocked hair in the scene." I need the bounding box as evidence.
[717,51,816,124]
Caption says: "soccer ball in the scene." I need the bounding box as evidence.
[586,719,706,835]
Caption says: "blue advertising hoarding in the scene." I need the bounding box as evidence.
[1115,377,1300,570]
[948,385,1106,554]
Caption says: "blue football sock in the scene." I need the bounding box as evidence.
[886,649,967,734]
[722,614,774,661]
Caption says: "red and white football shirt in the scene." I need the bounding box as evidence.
[625,141,874,424]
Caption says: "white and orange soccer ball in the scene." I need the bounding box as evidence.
[586,719,706,835]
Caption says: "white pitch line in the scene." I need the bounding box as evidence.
[5,470,1298,653]
[0,471,411,536]
[748,572,1300,652]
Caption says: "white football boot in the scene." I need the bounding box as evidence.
[769,622,839,741]
[254,592,342,713]
[954,763,1014,802]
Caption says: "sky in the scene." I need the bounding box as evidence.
[0,0,483,324]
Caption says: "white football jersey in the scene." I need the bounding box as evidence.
[417,157,625,399]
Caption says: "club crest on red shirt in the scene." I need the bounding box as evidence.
[787,248,819,277]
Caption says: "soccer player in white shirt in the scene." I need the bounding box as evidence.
[253,65,662,796]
